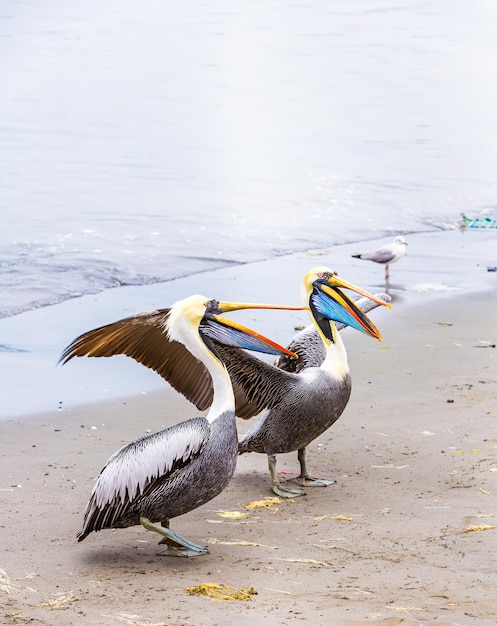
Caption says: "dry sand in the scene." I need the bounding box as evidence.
[1,232,497,625]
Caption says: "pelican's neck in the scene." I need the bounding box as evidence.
[184,336,235,424]
[205,352,235,423]
[312,319,350,381]
[165,302,235,424]
[323,330,349,379]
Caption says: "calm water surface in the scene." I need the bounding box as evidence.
[1,1,497,318]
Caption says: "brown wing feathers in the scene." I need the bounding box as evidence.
[59,309,214,411]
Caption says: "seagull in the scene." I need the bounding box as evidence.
[59,295,299,556]
[352,236,408,280]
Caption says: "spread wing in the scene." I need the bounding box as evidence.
[59,309,214,411]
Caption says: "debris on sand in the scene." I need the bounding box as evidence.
[0,570,36,595]
[385,605,426,612]
[307,514,353,522]
[280,558,332,568]
[462,524,497,533]
[208,538,277,549]
[460,213,497,229]
[0,569,21,594]
[186,583,257,601]
[103,613,168,626]
[37,592,76,609]
[243,497,282,509]
[216,510,249,519]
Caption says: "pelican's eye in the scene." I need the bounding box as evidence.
[205,299,220,313]
[318,270,337,281]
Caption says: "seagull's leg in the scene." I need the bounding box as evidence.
[268,454,306,498]
[288,447,335,488]
[385,264,390,281]
[140,517,209,557]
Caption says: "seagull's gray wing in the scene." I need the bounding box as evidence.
[361,246,396,264]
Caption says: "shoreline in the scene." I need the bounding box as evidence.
[1,228,496,421]
[1,231,497,624]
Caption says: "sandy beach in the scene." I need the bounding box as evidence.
[1,230,497,625]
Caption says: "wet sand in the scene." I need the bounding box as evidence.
[1,230,497,625]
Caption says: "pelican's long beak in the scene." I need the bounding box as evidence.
[217,301,305,314]
[314,275,390,341]
[202,300,302,358]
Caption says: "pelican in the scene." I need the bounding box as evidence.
[214,268,391,497]
[59,295,299,556]
[351,236,408,280]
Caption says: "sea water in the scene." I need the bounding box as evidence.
[2,0,497,320]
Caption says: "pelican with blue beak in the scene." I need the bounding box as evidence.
[216,268,391,497]
[59,295,299,556]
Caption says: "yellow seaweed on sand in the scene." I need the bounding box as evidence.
[243,497,282,509]
[216,510,249,519]
[186,583,257,601]
[462,524,496,533]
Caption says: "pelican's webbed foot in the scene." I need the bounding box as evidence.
[288,475,335,488]
[140,517,209,558]
[272,481,306,498]
[287,448,335,489]
[268,454,306,499]
[157,543,209,558]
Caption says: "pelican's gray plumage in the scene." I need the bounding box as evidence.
[352,235,408,280]
[215,268,391,497]
[59,295,298,556]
